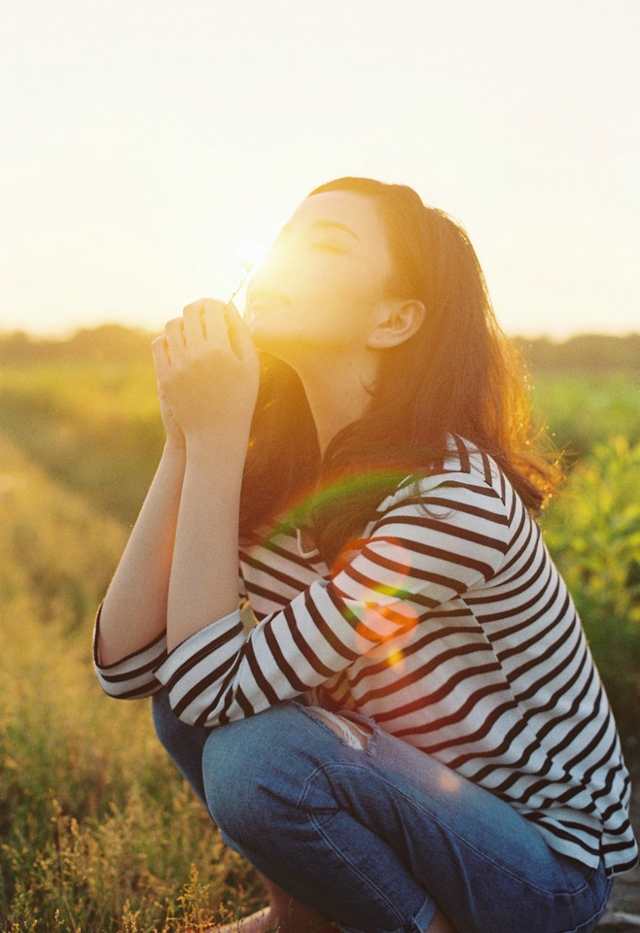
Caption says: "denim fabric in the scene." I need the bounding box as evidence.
[152,691,611,933]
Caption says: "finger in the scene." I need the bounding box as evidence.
[224,301,257,363]
[182,300,207,345]
[151,335,171,379]
[164,317,186,359]
[200,298,231,344]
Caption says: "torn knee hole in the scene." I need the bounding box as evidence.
[306,706,371,750]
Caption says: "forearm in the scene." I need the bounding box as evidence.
[149,297,259,652]
[98,442,185,664]
[166,439,244,651]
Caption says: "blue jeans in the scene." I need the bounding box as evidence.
[152,691,612,933]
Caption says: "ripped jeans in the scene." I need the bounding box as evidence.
[152,691,612,933]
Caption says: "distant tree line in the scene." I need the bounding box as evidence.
[0,324,638,372]
[0,325,153,365]
[514,334,640,372]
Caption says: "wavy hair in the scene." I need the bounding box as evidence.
[240,177,560,566]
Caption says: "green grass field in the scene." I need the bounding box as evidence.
[0,342,638,931]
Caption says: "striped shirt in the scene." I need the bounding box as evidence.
[94,437,638,876]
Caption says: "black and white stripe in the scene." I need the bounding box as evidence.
[94,440,638,876]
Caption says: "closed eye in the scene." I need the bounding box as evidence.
[312,240,346,253]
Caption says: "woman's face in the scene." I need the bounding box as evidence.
[245,191,398,363]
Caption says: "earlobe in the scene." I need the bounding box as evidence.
[368,300,426,349]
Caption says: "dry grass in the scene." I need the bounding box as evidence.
[0,434,264,931]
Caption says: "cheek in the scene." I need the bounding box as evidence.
[249,252,386,347]
[297,268,381,318]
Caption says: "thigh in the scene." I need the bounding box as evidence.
[202,702,611,933]
[319,708,611,933]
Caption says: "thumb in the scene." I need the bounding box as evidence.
[225,302,258,366]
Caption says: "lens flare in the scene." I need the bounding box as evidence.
[252,467,423,671]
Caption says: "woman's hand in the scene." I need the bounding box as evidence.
[155,380,186,451]
[151,299,260,455]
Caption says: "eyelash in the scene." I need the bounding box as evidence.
[312,241,344,253]
[270,234,345,254]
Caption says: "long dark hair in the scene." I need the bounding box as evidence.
[240,177,560,566]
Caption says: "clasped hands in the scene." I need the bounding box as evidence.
[151,299,260,453]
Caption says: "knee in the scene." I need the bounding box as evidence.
[152,689,174,750]
[201,705,309,847]
[151,689,210,806]
[152,688,187,757]
[202,715,272,840]
[151,690,175,751]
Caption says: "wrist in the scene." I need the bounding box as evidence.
[184,429,249,466]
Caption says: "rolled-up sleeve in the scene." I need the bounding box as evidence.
[154,610,246,724]
[94,474,510,729]
[93,605,168,699]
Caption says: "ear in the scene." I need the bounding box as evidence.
[367,299,426,350]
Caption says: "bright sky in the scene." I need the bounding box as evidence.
[1,0,638,339]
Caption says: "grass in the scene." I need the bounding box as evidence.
[531,370,640,459]
[0,433,264,931]
[0,356,639,929]
[0,360,164,525]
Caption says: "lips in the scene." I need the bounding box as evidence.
[246,281,290,309]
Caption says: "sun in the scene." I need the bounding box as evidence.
[230,213,286,311]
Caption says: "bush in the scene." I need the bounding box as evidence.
[542,438,640,754]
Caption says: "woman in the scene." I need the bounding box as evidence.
[94,177,637,933]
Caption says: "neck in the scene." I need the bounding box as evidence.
[293,352,379,457]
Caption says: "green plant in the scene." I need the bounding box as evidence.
[542,437,640,753]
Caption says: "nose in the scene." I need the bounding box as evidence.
[246,237,295,305]
[255,235,293,279]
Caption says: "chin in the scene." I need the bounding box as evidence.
[250,329,310,369]
[249,321,286,352]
